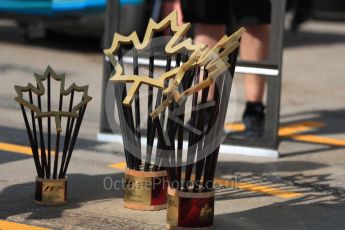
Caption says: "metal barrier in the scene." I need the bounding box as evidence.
[98,0,286,158]
[224,0,286,158]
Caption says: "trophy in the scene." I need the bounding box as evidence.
[14,66,91,205]
[105,10,243,226]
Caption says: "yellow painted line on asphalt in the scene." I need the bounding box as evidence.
[0,142,51,156]
[278,121,325,136]
[236,181,302,199]
[108,162,303,199]
[286,134,345,147]
[0,142,33,156]
[224,123,245,131]
[108,162,127,170]
[224,121,324,136]
[225,121,345,147]
[0,220,49,230]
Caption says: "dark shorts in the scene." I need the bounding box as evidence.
[181,0,271,25]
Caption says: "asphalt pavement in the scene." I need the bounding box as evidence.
[0,19,345,229]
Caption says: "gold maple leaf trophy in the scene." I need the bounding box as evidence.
[105,10,243,228]
[14,66,92,205]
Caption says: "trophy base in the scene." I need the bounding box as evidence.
[35,177,67,206]
[166,187,214,229]
[123,169,167,211]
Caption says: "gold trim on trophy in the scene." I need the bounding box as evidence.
[123,169,168,211]
[35,177,67,206]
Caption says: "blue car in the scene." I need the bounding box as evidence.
[0,0,106,15]
[0,0,150,38]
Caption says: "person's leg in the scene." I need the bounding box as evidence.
[241,24,270,102]
[194,24,270,103]
[240,24,270,138]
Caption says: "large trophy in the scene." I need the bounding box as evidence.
[105,11,243,228]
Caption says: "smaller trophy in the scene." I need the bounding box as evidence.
[14,66,91,205]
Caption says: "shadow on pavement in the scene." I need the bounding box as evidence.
[226,108,345,158]
[216,194,345,229]
[280,109,345,137]
[0,173,123,219]
[279,109,345,157]
[216,160,327,174]
[215,172,345,229]
[212,160,327,202]
[281,145,341,158]
[0,151,30,164]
